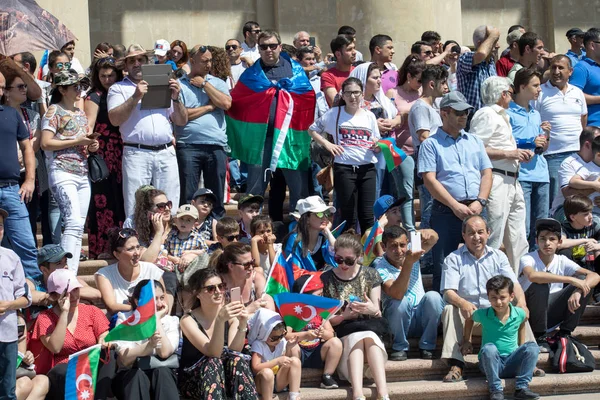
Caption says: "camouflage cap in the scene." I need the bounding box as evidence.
[52,68,81,86]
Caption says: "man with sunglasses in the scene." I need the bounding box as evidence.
[225,39,247,89]
[108,44,187,217]
[240,20,262,65]
[418,91,493,293]
[571,28,600,128]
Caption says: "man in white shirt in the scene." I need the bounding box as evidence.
[108,44,188,216]
[240,21,261,65]
[225,39,247,90]
[470,76,531,271]
[534,55,588,207]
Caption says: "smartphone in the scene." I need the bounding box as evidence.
[410,231,422,252]
[17,324,25,338]
[230,287,241,303]
[309,36,316,48]
[349,295,361,303]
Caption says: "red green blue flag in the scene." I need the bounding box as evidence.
[104,280,156,342]
[331,220,346,238]
[265,252,294,296]
[274,293,343,332]
[65,344,101,400]
[226,52,316,172]
[364,220,383,257]
[376,139,407,172]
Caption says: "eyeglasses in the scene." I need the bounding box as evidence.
[343,90,363,98]
[97,57,116,67]
[259,43,279,51]
[118,228,138,239]
[224,234,240,242]
[269,331,286,342]
[313,211,331,219]
[451,109,471,117]
[56,62,71,70]
[225,45,239,51]
[334,255,358,266]
[251,29,262,34]
[233,260,255,270]
[7,83,27,91]
[154,201,173,211]
[203,283,226,294]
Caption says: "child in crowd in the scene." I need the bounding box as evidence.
[166,205,208,276]
[362,195,405,266]
[190,188,218,245]
[250,215,280,275]
[462,275,540,400]
[567,136,600,215]
[249,308,302,400]
[287,273,342,389]
[209,216,241,253]
[16,313,49,399]
[519,218,600,348]
[0,208,32,399]
[238,194,264,244]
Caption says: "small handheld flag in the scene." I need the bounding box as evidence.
[330,220,347,238]
[274,293,343,332]
[376,139,407,172]
[104,280,156,342]
[363,220,383,257]
[16,352,23,369]
[65,344,101,400]
[264,252,292,296]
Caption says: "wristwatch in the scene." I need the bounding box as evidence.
[477,198,488,208]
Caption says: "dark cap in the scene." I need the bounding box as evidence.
[439,91,473,111]
[192,188,217,204]
[373,195,406,220]
[535,218,562,236]
[566,28,585,38]
[37,244,73,265]
[238,194,264,209]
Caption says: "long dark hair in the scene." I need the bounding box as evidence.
[283,213,312,258]
[187,268,221,309]
[397,55,426,86]
[132,187,167,245]
[129,279,164,310]
[90,58,123,94]
[214,242,252,275]
[337,77,363,107]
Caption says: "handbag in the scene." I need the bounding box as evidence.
[549,335,595,373]
[88,153,110,183]
[136,353,179,370]
[314,106,343,193]
[334,316,394,351]
[316,165,334,193]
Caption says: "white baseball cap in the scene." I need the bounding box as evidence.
[290,196,336,219]
[154,39,170,56]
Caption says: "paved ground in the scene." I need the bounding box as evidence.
[541,395,599,399]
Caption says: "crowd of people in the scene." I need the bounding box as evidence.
[0,18,600,400]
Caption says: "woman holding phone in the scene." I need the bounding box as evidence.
[41,69,100,273]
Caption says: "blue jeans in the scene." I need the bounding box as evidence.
[0,340,17,400]
[229,158,247,187]
[377,157,416,232]
[0,184,40,282]
[311,161,323,199]
[383,291,444,351]
[520,181,549,250]
[478,342,539,393]
[546,151,576,209]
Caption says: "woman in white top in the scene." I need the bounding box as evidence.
[95,228,165,319]
[309,77,381,233]
[111,279,179,400]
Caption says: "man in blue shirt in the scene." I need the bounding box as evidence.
[565,28,586,67]
[418,91,493,293]
[570,28,600,127]
[177,45,232,218]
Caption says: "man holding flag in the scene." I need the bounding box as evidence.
[226,30,316,215]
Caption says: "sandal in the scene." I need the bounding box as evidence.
[443,365,464,383]
[533,367,545,377]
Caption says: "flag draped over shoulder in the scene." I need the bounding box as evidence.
[274,293,343,332]
[65,344,101,400]
[226,52,316,172]
[104,280,156,342]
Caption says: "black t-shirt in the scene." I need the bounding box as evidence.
[0,105,29,183]
[561,219,600,266]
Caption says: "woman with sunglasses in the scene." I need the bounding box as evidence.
[84,57,126,259]
[111,279,179,400]
[95,228,167,318]
[321,233,390,400]
[43,50,70,84]
[170,40,190,73]
[282,196,337,271]
[215,242,275,314]
[41,69,99,272]
[179,268,258,400]
[309,77,381,234]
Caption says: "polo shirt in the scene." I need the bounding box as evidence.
[441,245,518,309]
[469,104,518,173]
[472,304,526,357]
[0,105,29,183]
[457,51,497,111]
[241,42,260,62]
[418,127,493,202]
[570,57,600,126]
[550,153,588,213]
[408,99,442,147]
[565,49,586,67]
[518,251,581,293]
[107,77,175,146]
[506,101,549,183]
[176,73,230,146]
[534,81,587,155]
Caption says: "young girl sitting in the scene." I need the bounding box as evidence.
[250,215,281,276]
[249,308,302,400]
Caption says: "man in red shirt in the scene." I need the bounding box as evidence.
[321,35,356,106]
[496,28,524,77]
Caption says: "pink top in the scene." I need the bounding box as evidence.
[387,86,421,155]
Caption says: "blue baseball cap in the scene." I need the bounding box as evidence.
[373,195,405,220]
[37,244,73,265]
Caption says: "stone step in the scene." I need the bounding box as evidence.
[36,234,89,247]
[300,369,600,400]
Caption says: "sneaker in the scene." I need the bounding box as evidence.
[490,391,505,400]
[513,388,540,400]
[389,350,408,361]
[320,374,338,389]
[536,336,551,353]
[420,349,434,359]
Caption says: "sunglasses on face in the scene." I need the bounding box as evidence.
[224,234,240,242]
[225,45,239,51]
[56,62,71,70]
[334,255,357,266]
[233,260,255,270]
[203,283,226,294]
[451,109,470,117]
[70,83,84,92]
[259,43,279,51]
[423,51,433,56]
[269,331,286,342]
[313,211,331,218]
[251,29,262,34]
[8,83,27,91]
[154,201,173,211]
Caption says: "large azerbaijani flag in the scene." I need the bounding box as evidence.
[274,293,343,332]
[65,344,101,400]
[226,52,316,172]
[376,139,408,172]
[104,280,156,342]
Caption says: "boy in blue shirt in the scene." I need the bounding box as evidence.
[462,275,540,400]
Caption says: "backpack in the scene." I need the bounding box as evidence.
[549,335,595,373]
